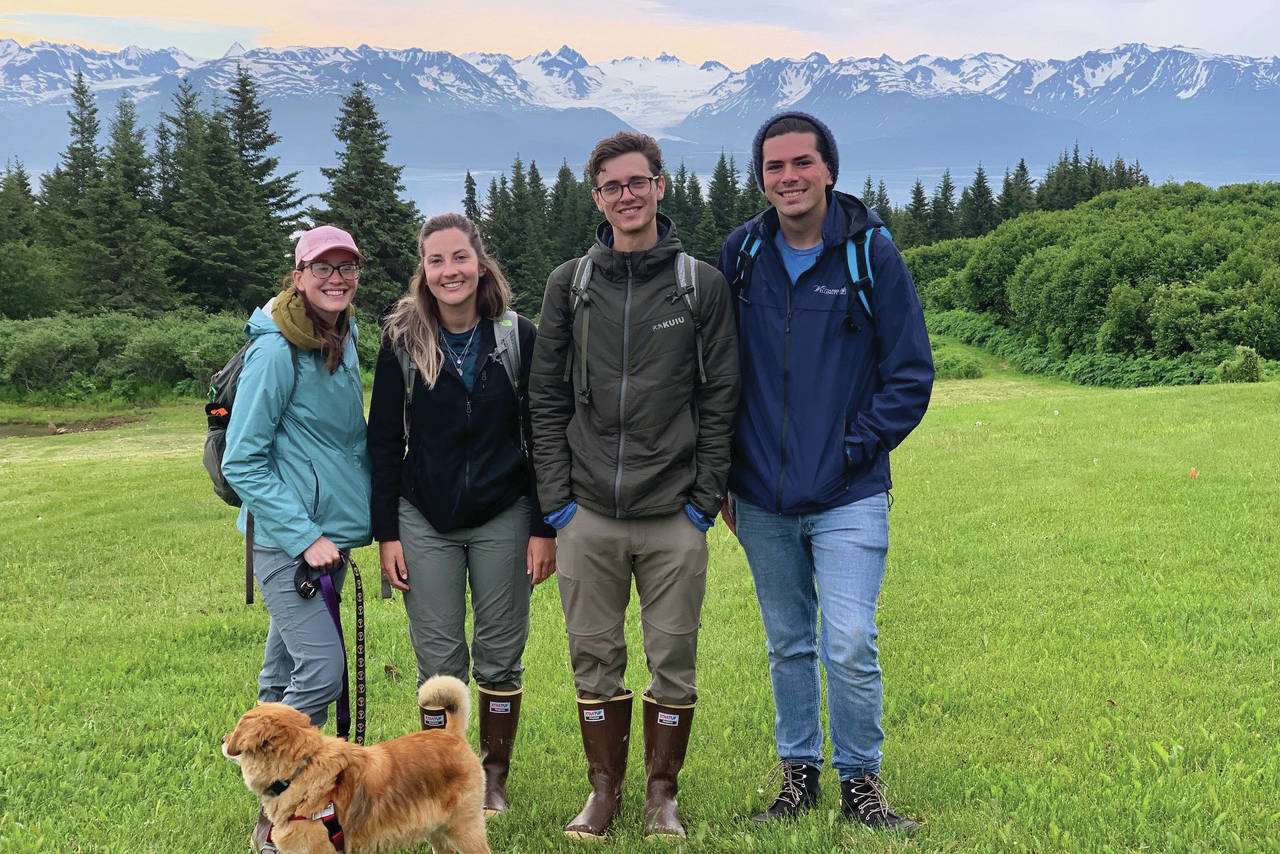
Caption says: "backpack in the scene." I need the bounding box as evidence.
[395,310,526,453]
[563,252,706,404]
[203,338,299,604]
[731,224,892,332]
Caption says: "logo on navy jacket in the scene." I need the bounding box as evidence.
[813,283,848,296]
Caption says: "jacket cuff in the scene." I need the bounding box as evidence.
[684,503,713,532]
[544,502,578,530]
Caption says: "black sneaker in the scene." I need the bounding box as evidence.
[750,761,820,823]
[840,773,920,834]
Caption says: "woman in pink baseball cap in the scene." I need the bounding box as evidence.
[221,224,373,854]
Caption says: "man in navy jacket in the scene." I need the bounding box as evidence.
[717,111,932,833]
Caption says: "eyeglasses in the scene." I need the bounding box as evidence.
[301,261,361,281]
[593,176,660,203]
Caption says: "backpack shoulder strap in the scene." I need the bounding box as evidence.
[394,341,417,444]
[675,252,707,385]
[565,256,594,400]
[844,225,892,329]
[731,230,764,306]
[491,310,521,395]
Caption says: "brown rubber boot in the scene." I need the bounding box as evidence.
[478,687,522,817]
[642,697,694,838]
[564,692,633,841]
[420,703,448,730]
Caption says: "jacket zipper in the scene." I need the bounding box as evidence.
[774,246,826,512]
[776,284,791,512]
[463,389,473,497]
[614,257,634,516]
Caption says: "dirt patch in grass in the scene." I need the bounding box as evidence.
[0,415,149,439]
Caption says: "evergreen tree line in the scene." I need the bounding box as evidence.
[466,145,1149,316]
[0,71,421,321]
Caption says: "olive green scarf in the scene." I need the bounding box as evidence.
[271,288,352,350]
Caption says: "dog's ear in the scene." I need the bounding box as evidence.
[226,708,282,755]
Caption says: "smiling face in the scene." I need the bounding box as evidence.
[291,248,359,323]
[761,130,833,227]
[422,227,482,316]
[593,151,665,250]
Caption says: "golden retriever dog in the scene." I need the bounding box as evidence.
[223,676,490,854]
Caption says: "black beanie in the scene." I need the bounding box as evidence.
[751,110,840,190]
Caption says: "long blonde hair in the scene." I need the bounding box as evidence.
[382,213,513,389]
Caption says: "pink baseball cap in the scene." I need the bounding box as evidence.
[294,225,363,266]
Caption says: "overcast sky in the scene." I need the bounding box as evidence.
[1,1,1277,66]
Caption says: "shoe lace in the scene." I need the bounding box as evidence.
[759,760,805,809]
[850,773,891,822]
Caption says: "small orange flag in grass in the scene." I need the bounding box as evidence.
[1189,467,1199,479]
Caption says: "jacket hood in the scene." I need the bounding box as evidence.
[589,212,684,282]
[244,303,282,341]
[747,190,877,247]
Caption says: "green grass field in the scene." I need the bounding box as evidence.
[2,340,1278,853]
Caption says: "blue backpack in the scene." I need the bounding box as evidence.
[730,224,892,332]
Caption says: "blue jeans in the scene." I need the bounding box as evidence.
[734,492,889,779]
[254,546,348,727]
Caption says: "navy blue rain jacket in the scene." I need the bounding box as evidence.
[716,190,933,515]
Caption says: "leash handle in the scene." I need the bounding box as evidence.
[245,513,255,605]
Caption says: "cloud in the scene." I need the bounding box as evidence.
[0,12,267,58]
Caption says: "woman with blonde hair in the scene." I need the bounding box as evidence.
[367,212,555,817]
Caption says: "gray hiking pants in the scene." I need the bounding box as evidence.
[556,504,708,706]
[398,496,532,692]
[255,546,349,727]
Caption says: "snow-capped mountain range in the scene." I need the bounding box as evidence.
[1,39,1277,210]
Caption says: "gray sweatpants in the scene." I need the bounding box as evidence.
[398,496,532,692]
[556,504,708,706]
[254,546,349,727]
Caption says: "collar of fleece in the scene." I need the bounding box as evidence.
[270,288,352,351]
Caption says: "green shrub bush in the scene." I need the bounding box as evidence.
[933,352,984,380]
[1215,345,1266,383]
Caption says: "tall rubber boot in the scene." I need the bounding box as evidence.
[564,692,633,841]
[478,687,522,817]
[642,697,694,837]
[420,703,448,730]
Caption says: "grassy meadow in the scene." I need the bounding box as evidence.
[1,339,1277,853]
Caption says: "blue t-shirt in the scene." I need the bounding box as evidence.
[440,325,481,392]
[774,230,824,285]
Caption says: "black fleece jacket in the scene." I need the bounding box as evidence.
[367,315,553,540]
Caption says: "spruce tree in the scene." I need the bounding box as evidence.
[688,204,720,263]
[0,162,38,244]
[662,164,689,232]
[957,163,997,237]
[82,98,175,313]
[463,171,481,222]
[996,158,1036,221]
[874,180,894,232]
[737,167,767,223]
[313,81,420,317]
[861,176,875,202]
[547,161,590,261]
[898,179,930,249]
[707,152,737,238]
[685,172,705,228]
[929,169,957,242]
[228,64,301,239]
[38,71,102,251]
[511,160,552,317]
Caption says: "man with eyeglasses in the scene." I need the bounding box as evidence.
[529,131,738,841]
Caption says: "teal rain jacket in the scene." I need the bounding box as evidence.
[221,304,372,558]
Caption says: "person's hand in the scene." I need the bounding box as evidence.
[379,540,411,591]
[527,536,557,585]
[719,497,737,537]
[302,536,341,569]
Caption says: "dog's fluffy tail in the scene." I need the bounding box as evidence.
[417,675,470,738]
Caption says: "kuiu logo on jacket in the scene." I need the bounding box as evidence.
[651,315,686,333]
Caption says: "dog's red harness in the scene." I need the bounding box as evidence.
[265,797,345,851]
